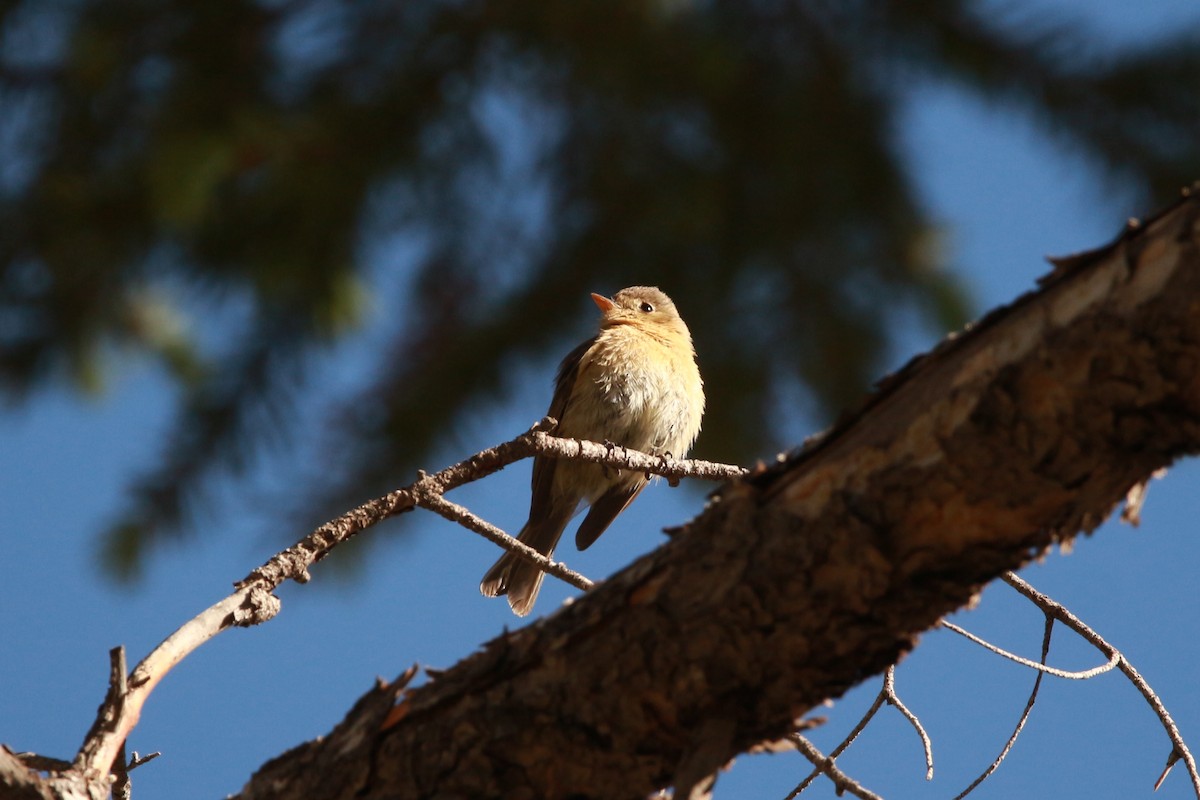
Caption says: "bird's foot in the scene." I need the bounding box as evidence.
[655,452,680,486]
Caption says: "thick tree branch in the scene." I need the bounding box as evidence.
[224,185,1200,799]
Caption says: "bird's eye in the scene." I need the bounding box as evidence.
[639,301,654,313]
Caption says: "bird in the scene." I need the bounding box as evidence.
[480,285,705,616]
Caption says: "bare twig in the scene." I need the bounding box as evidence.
[126,752,160,771]
[941,574,1198,796]
[786,568,1196,800]
[111,647,132,800]
[952,614,1053,799]
[1157,750,1183,792]
[72,419,746,785]
[788,735,883,800]
[940,620,1120,679]
[785,667,924,799]
[1002,572,1200,796]
[413,485,593,591]
[883,667,933,781]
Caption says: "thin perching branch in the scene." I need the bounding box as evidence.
[71,419,746,784]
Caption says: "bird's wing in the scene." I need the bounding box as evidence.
[528,336,596,522]
[574,479,646,551]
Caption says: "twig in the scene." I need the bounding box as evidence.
[944,574,1199,796]
[414,486,593,591]
[126,752,160,771]
[1002,572,1200,796]
[785,571,1196,799]
[72,419,746,784]
[1157,750,1183,792]
[784,667,915,799]
[952,614,1053,799]
[788,735,883,800]
[883,666,933,780]
[940,620,1120,679]
[111,647,132,800]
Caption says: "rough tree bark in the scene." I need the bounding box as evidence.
[4,188,1199,800]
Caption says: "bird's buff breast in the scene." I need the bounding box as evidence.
[554,326,702,502]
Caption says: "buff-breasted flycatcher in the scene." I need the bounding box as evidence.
[480,286,705,616]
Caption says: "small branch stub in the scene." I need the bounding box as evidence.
[232,587,282,627]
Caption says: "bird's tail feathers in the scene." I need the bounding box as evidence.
[479,514,570,616]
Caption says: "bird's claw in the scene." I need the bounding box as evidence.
[656,452,680,486]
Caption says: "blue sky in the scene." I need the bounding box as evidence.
[3,3,1200,798]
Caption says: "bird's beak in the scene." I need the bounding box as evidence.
[590,293,615,314]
